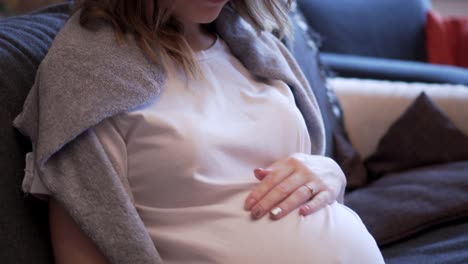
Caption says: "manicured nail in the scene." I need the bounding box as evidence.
[244,198,256,210]
[270,207,282,219]
[252,207,263,219]
[254,168,263,175]
[300,205,310,216]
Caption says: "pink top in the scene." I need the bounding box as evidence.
[29,37,384,263]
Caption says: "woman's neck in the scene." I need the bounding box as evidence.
[181,21,216,52]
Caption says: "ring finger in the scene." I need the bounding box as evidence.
[269,181,320,220]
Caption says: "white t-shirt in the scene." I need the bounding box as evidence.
[29,37,383,263]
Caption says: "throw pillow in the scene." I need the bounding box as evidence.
[288,4,367,188]
[426,10,468,68]
[365,92,468,179]
[333,132,367,190]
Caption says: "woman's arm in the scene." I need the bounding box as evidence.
[49,198,110,264]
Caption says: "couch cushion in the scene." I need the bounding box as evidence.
[346,160,468,247]
[0,3,71,263]
[298,0,431,61]
[381,220,468,263]
[288,5,367,188]
[365,92,468,178]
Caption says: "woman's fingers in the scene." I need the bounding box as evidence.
[245,155,307,211]
[244,164,294,211]
[245,154,345,220]
[253,168,270,180]
[249,172,307,219]
[267,182,315,219]
[299,191,333,216]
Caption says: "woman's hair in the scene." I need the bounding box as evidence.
[73,0,292,75]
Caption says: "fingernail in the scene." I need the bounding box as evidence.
[244,198,256,210]
[252,207,263,219]
[270,207,282,219]
[300,205,310,216]
[253,168,263,175]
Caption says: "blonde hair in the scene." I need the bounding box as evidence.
[74,0,292,75]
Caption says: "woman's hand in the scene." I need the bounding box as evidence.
[244,153,346,220]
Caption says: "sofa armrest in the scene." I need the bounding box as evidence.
[320,53,468,86]
[328,78,468,159]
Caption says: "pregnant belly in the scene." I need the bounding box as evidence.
[136,192,384,264]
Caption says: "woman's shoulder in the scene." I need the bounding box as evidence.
[41,11,141,74]
[14,11,165,168]
[32,10,165,126]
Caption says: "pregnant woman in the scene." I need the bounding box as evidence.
[14,0,385,263]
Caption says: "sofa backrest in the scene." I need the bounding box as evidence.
[298,0,431,62]
[0,3,71,263]
[287,5,346,158]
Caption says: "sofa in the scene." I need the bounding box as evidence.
[1,1,468,264]
[297,0,468,86]
[290,1,468,263]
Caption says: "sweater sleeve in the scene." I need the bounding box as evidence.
[37,127,162,264]
[24,117,133,202]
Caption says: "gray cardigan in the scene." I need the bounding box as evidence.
[14,6,325,264]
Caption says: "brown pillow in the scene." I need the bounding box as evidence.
[365,92,468,179]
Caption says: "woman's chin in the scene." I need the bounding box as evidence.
[192,12,224,24]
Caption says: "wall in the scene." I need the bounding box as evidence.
[432,0,468,16]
